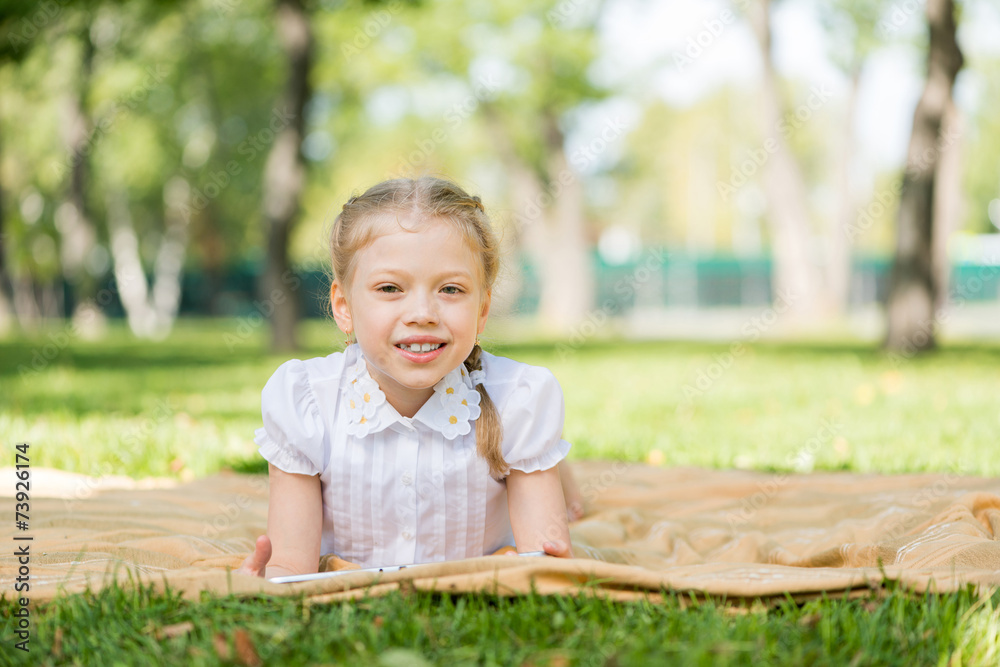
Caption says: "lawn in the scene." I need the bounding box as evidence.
[1,319,999,665]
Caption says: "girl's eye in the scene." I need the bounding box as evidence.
[377,285,400,293]
[441,286,463,295]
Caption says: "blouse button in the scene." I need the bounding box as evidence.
[401,473,413,486]
[402,531,413,540]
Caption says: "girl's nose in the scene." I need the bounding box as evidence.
[404,291,439,325]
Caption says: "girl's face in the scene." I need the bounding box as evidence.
[331,215,491,414]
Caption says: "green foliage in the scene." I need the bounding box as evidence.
[819,0,894,72]
[962,55,1000,234]
[4,0,1000,298]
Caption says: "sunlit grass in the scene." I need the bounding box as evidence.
[2,319,999,479]
[3,319,999,665]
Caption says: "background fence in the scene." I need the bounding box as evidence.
[53,253,1000,322]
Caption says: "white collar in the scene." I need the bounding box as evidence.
[342,346,483,439]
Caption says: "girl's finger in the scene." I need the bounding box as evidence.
[542,540,572,558]
[238,534,272,577]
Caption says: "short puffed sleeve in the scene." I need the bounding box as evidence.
[254,359,327,476]
[499,365,572,475]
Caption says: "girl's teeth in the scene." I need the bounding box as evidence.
[401,343,441,353]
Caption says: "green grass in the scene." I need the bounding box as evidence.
[2,583,998,666]
[3,320,999,478]
[2,319,1000,665]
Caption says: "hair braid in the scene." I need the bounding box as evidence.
[463,343,507,478]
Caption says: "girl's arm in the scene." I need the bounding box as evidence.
[238,463,323,578]
[506,466,573,558]
[265,463,323,577]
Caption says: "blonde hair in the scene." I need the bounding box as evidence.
[330,177,508,478]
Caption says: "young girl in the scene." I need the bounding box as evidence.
[239,177,577,579]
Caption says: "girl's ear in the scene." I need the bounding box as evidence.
[477,289,491,335]
[331,281,353,335]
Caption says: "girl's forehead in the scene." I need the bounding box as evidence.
[356,215,481,272]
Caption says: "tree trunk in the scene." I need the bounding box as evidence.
[57,28,100,317]
[885,0,963,352]
[932,100,961,313]
[830,66,863,315]
[262,0,313,352]
[748,0,825,317]
[485,107,593,334]
[0,125,12,334]
[106,183,189,340]
[535,118,593,334]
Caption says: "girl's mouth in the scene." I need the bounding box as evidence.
[394,342,446,363]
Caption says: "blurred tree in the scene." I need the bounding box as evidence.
[820,0,892,315]
[744,0,826,318]
[960,56,1000,235]
[483,6,604,335]
[0,124,8,333]
[259,0,415,351]
[1,2,103,328]
[0,0,190,337]
[175,3,283,316]
[885,0,963,352]
[307,0,607,333]
[400,0,605,334]
[260,0,313,352]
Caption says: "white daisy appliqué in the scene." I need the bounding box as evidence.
[345,358,386,438]
[431,366,483,440]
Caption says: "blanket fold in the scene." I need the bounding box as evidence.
[2,462,998,603]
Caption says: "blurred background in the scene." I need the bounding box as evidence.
[1,0,999,352]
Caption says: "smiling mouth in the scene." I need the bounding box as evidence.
[396,343,444,353]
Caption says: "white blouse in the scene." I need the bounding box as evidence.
[254,344,571,568]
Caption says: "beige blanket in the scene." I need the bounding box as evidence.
[3,462,999,604]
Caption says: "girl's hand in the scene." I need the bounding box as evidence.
[236,534,273,578]
[542,539,572,558]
